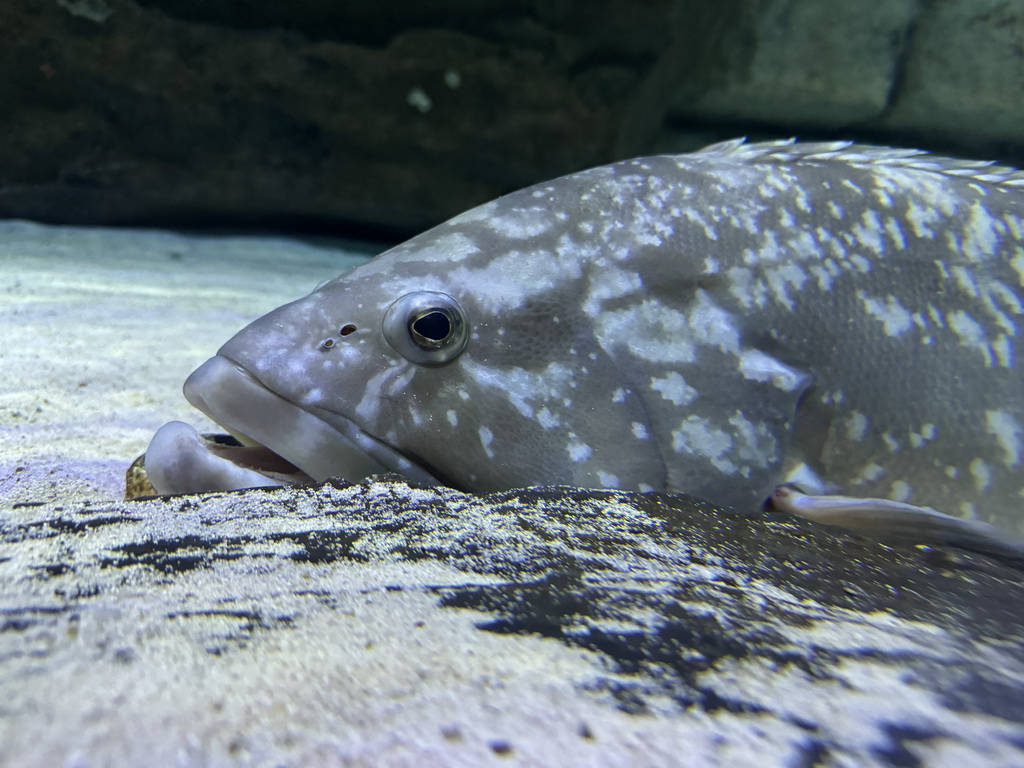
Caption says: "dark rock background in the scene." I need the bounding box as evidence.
[2,0,1021,237]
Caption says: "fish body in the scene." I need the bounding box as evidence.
[150,140,1024,538]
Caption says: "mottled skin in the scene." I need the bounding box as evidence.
[159,141,1024,537]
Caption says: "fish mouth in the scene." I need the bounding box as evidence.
[143,421,316,496]
[178,354,441,489]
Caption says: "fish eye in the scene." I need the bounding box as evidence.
[410,311,451,345]
[383,291,468,365]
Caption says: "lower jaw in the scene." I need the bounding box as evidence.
[143,421,313,496]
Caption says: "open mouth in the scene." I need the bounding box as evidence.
[143,421,315,495]
[144,355,440,496]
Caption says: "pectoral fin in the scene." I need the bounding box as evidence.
[769,485,1024,560]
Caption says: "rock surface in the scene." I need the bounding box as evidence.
[872,0,1024,156]
[668,3,917,131]
[2,0,1020,236]
[2,477,1023,766]
[0,0,684,235]
[664,0,1024,163]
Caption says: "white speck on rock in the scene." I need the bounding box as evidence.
[444,70,462,89]
[407,88,433,113]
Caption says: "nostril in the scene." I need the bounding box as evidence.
[340,324,357,336]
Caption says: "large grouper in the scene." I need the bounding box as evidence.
[142,139,1024,553]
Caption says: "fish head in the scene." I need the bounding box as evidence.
[182,195,668,493]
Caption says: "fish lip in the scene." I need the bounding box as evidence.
[183,355,441,487]
[144,420,314,496]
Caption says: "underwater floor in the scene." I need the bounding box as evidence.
[0,220,373,505]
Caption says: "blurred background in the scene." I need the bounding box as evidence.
[2,0,1022,240]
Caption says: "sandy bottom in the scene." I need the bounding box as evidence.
[0,220,374,505]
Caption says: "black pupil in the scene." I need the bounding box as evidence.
[412,310,451,341]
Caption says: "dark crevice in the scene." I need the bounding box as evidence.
[875,5,922,119]
[871,723,945,768]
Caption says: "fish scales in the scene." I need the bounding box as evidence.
[148,140,1024,539]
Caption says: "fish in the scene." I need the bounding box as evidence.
[142,139,1024,550]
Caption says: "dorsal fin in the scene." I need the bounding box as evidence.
[691,138,1024,189]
